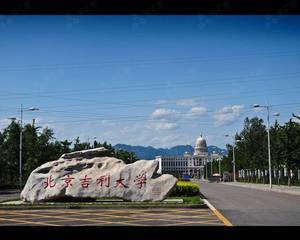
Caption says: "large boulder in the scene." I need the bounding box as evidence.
[21,148,177,203]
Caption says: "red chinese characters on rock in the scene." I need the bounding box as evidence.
[134,171,147,189]
[115,176,128,188]
[61,175,75,188]
[79,175,92,188]
[44,175,56,189]
[42,172,149,190]
[96,175,110,187]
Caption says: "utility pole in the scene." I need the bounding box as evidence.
[205,160,208,179]
[253,104,280,189]
[19,104,23,190]
[17,105,39,190]
[225,135,240,183]
[266,105,272,189]
[232,143,236,183]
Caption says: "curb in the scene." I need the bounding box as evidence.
[0,202,208,210]
[220,182,300,196]
[202,199,233,226]
[0,205,207,210]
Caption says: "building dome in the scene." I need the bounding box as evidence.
[194,135,208,156]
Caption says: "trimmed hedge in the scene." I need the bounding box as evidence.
[170,181,200,197]
[177,178,191,182]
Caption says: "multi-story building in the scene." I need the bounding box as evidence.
[156,135,209,179]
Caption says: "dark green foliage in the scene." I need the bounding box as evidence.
[177,178,191,182]
[222,116,300,185]
[0,121,138,188]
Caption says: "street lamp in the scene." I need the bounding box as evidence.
[19,105,39,190]
[210,158,213,176]
[253,104,280,189]
[205,159,208,180]
[218,156,223,176]
[225,135,240,183]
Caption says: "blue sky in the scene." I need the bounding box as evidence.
[0,15,300,148]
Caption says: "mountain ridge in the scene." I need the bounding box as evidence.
[113,144,227,160]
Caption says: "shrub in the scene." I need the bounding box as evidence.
[170,181,200,197]
[178,178,191,182]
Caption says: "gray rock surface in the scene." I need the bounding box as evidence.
[60,147,110,159]
[21,148,177,203]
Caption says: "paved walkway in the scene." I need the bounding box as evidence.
[221,182,300,196]
[0,208,225,226]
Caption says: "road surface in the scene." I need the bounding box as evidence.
[199,181,300,226]
[0,190,20,202]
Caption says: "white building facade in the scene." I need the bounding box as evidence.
[156,135,210,180]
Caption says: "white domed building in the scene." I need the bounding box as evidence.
[156,134,209,179]
[194,135,208,157]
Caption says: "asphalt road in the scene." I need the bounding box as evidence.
[0,190,20,202]
[199,181,300,226]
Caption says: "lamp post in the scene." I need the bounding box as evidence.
[210,159,213,176]
[225,135,240,183]
[18,105,39,190]
[205,159,208,180]
[253,104,280,189]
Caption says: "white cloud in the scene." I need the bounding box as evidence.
[175,98,199,107]
[155,98,200,107]
[186,106,207,118]
[253,107,263,112]
[213,105,244,126]
[155,100,169,105]
[293,117,300,124]
[101,119,115,126]
[151,108,178,119]
[0,118,11,129]
[149,134,181,148]
[147,120,178,130]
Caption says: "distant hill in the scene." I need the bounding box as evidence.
[113,144,227,160]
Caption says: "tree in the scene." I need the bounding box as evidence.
[277,119,300,185]
[60,140,72,154]
[0,122,143,188]
[1,121,21,186]
[73,137,91,151]
[0,130,6,185]
[23,123,40,181]
[239,117,268,170]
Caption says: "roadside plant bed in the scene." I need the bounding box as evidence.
[170,181,200,197]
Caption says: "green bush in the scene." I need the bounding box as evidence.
[170,181,200,197]
[177,178,191,182]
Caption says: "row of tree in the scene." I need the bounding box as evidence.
[219,116,300,185]
[0,121,138,188]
